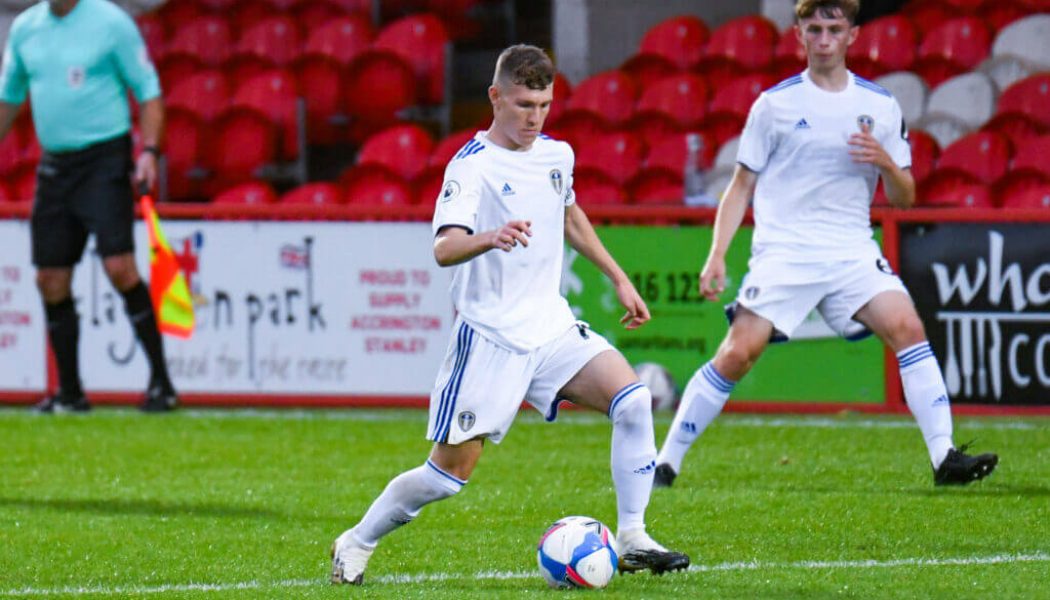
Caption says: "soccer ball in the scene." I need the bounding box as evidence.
[634,362,679,411]
[536,516,618,589]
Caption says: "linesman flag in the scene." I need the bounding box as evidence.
[140,194,195,338]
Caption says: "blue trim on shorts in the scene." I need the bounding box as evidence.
[425,459,467,487]
[435,322,475,443]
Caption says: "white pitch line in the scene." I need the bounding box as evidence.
[3,552,1047,597]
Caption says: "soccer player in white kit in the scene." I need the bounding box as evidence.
[654,0,998,489]
[330,45,690,586]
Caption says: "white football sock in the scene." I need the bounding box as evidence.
[608,382,657,533]
[898,342,954,468]
[656,361,734,473]
[350,460,465,547]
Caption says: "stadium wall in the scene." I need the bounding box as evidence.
[0,204,1047,415]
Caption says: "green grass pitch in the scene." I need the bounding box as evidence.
[1,407,1048,598]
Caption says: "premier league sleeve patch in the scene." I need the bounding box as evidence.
[441,180,461,202]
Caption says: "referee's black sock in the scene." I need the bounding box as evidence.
[121,282,173,391]
[44,297,83,398]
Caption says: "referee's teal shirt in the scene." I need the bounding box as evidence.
[0,0,161,152]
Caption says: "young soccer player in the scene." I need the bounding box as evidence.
[654,0,998,488]
[330,45,690,585]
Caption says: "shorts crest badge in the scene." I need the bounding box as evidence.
[549,169,563,195]
[457,411,476,432]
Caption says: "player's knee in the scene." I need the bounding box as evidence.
[102,257,141,292]
[609,383,652,427]
[888,314,927,350]
[717,341,759,379]
[417,460,466,503]
[35,271,71,304]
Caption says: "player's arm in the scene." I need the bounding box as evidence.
[849,122,915,209]
[564,203,650,329]
[433,222,532,267]
[701,165,757,301]
[135,98,164,191]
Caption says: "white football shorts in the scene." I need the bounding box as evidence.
[733,252,909,340]
[426,317,614,445]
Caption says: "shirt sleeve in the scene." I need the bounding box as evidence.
[111,10,161,102]
[0,29,29,105]
[884,99,912,170]
[564,144,576,207]
[735,94,776,173]
[432,157,482,236]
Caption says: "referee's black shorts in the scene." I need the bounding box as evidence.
[31,134,136,268]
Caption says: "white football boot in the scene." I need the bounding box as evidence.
[616,528,690,575]
[330,530,374,585]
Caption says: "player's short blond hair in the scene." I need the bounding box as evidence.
[493,44,554,90]
[795,0,860,25]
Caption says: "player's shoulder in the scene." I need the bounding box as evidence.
[764,73,805,96]
[534,133,574,161]
[85,0,138,29]
[853,74,896,101]
[10,2,50,38]
[446,134,489,167]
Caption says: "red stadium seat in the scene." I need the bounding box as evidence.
[164,108,206,200]
[0,129,22,176]
[634,73,709,129]
[374,14,450,105]
[429,129,477,167]
[413,164,445,205]
[547,110,605,151]
[1000,183,1050,209]
[303,15,375,65]
[204,107,278,184]
[165,16,231,67]
[908,129,941,185]
[565,70,638,125]
[293,54,346,144]
[233,16,302,67]
[913,17,992,88]
[136,14,167,61]
[979,2,1030,33]
[545,72,574,127]
[627,112,682,152]
[902,1,955,36]
[918,176,993,207]
[980,113,1049,149]
[212,181,278,205]
[699,15,779,71]
[295,0,351,33]
[356,124,435,181]
[156,0,207,33]
[157,54,205,94]
[992,134,1050,200]
[935,131,1012,184]
[231,70,301,160]
[620,54,680,91]
[575,130,645,185]
[0,180,14,203]
[628,167,684,205]
[166,70,229,122]
[847,15,917,80]
[994,74,1050,127]
[571,167,628,206]
[341,164,414,206]
[646,132,716,173]
[228,0,272,37]
[342,50,418,126]
[639,15,710,70]
[770,26,805,81]
[702,73,775,147]
[281,182,344,205]
[11,163,36,203]
[425,0,485,40]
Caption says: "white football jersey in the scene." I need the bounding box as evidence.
[432,132,577,352]
[737,70,912,262]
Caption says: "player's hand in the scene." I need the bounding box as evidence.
[614,278,650,330]
[699,256,726,302]
[848,122,891,170]
[487,220,532,252]
[134,151,159,193]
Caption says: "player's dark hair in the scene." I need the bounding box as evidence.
[493,44,554,90]
[795,0,860,25]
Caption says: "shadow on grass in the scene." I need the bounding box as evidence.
[904,483,1050,498]
[0,496,282,519]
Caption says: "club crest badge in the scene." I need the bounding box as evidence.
[549,169,563,195]
[857,114,875,132]
[457,411,476,432]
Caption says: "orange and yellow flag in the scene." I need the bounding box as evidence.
[140,194,195,338]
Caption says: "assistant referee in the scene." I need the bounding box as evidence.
[0,0,177,412]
